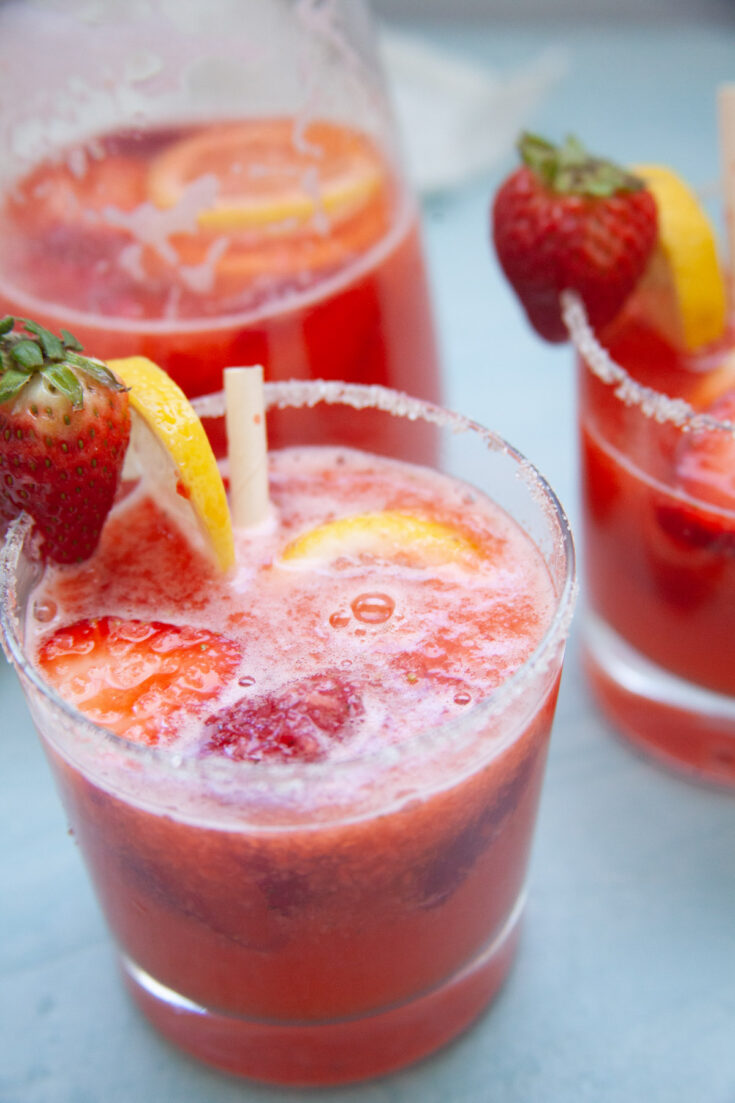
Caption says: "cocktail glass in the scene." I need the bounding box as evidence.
[566,291,735,786]
[0,0,440,435]
[1,381,575,1085]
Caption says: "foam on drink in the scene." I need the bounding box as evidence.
[27,445,556,765]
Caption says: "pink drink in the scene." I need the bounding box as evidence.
[570,292,735,785]
[1,384,575,1084]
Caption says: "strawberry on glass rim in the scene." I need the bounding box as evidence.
[0,317,234,570]
[0,317,131,563]
[499,118,735,786]
[492,132,658,343]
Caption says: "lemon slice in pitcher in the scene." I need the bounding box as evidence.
[148,119,384,234]
[281,511,479,567]
[109,356,235,572]
[633,164,727,351]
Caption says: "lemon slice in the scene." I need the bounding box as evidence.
[148,119,383,234]
[109,356,234,572]
[633,164,726,351]
[280,511,478,567]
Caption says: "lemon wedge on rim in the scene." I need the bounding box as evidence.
[633,164,727,352]
[148,120,383,234]
[109,356,234,572]
[280,511,478,567]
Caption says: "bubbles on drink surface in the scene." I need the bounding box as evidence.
[350,592,395,624]
[328,594,397,628]
[28,446,557,762]
[329,611,351,629]
[33,598,57,623]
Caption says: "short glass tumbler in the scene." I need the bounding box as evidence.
[568,292,735,786]
[1,382,575,1085]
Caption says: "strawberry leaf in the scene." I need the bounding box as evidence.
[42,363,84,408]
[519,131,645,198]
[0,367,32,405]
[0,316,125,407]
[65,350,127,391]
[22,319,66,361]
[11,339,44,370]
[518,132,557,184]
[61,329,83,352]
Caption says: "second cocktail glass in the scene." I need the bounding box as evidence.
[566,293,735,785]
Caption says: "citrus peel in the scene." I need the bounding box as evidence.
[109,356,234,572]
[147,119,383,234]
[280,511,479,567]
[633,164,727,352]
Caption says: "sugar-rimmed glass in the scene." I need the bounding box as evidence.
[565,291,735,786]
[1,381,575,1085]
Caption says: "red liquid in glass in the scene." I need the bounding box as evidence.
[580,306,735,781]
[30,447,561,1084]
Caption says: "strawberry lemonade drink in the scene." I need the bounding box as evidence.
[568,280,735,785]
[0,1,440,449]
[0,341,575,1083]
[493,127,735,785]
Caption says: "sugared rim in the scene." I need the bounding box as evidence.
[0,380,577,793]
[562,291,735,437]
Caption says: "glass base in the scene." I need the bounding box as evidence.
[121,892,524,1086]
[583,611,735,787]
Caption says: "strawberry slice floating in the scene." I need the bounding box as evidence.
[37,617,242,746]
[492,133,658,342]
[0,317,131,562]
[676,389,735,514]
[202,672,364,763]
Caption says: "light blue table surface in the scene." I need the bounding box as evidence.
[3,19,735,1103]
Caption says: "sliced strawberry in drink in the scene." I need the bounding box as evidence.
[651,389,735,560]
[676,389,735,514]
[201,672,363,763]
[37,617,241,745]
[653,501,735,556]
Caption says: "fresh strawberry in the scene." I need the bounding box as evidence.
[675,388,735,514]
[492,133,658,342]
[0,317,131,562]
[202,672,363,763]
[37,617,242,745]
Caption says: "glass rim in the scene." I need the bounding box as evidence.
[0,380,577,789]
[562,291,735,438]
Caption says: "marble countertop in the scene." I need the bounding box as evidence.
[2,19,735,1103]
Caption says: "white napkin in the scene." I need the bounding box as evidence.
[381,29,567,194]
